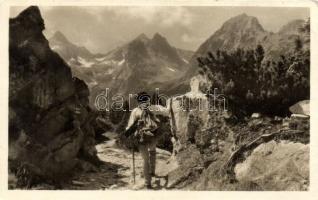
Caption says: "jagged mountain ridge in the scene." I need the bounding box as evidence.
[190,14,306,64]
[48,13,307,100]
[166,14,308,95]
[191,13,266,63]
[49,31,193,103]
[49,31,100,60]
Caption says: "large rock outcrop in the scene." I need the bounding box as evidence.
[9,6,98,188]
[166,74,232,188]
[169,75,212,144]
[234,140,309,190]
[166,74,309,190]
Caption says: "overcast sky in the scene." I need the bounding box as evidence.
[10,6,309,54]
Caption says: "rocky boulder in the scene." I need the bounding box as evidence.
[165,74,232,188]
[9,6,99,188]
[289,100,310,116]
[168,75,211,145]
[235,140,309,190]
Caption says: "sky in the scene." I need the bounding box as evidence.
[10,6,309,54]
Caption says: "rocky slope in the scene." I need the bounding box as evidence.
[49,31,102,61]
[234,140,309,190]
[191,14,306,71]
[164,75,309,190]
[192,13,266,62]
[168,14,308,94]
[9,6,99,188]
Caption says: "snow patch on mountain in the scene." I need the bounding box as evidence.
[77,56,94,68]
[95,57,106,62]
[167,67,176,72]
[118,59,125,66]
[182,58,189,64]
[51,45,62,51]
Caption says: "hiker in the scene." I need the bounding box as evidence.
[125,92,161,189]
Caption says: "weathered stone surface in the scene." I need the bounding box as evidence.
[166,74,309,190]
[9,6,98,187]
[166,145,204,189]
[289,100,310,116]
[168,75,211,145]
[234,140,309,190]
[165,74,222,189]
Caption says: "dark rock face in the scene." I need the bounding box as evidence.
[9,6,98,188]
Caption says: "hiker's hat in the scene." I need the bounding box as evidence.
[137,92,150,103]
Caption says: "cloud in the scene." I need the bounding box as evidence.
[39,6,55,13]
[181,33,192,43]
[10,6,54,18]
[181,33,204,44]
[160,7,194,27]
[10,6,28,17]
[11,6,309,53]
[103,6,194,27]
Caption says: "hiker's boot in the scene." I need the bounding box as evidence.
[146,184,153,190]
[132,183,152,190]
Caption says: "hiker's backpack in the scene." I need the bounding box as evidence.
[122,109,160,149]
[135,109,160,144]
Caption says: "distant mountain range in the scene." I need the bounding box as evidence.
[49,13,308,102]
[49,31,192,103]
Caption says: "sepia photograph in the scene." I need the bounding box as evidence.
[6,3,311,191]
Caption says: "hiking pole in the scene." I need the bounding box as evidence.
[132,147,136,184]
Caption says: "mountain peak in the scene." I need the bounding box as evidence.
[134,33,150,42]
[151,32,170,46]
[51,31,69,43]
[189,13,267,69]
[49,31,96,61]
[149,32,185,65]
[221,13,265,32]
[232,13,253,20]
[237,13,248,18]
[153,32,164,39]
[11,6,45,32]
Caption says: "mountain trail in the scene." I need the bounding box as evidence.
[62,132,173,190]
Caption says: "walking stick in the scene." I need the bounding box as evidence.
[132,147,136,184]
[124,121,139,185]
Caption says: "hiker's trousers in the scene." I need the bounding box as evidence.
[138,139,157,185]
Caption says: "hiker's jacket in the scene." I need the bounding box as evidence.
[126,107,158,132]
[125,105,173,145]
